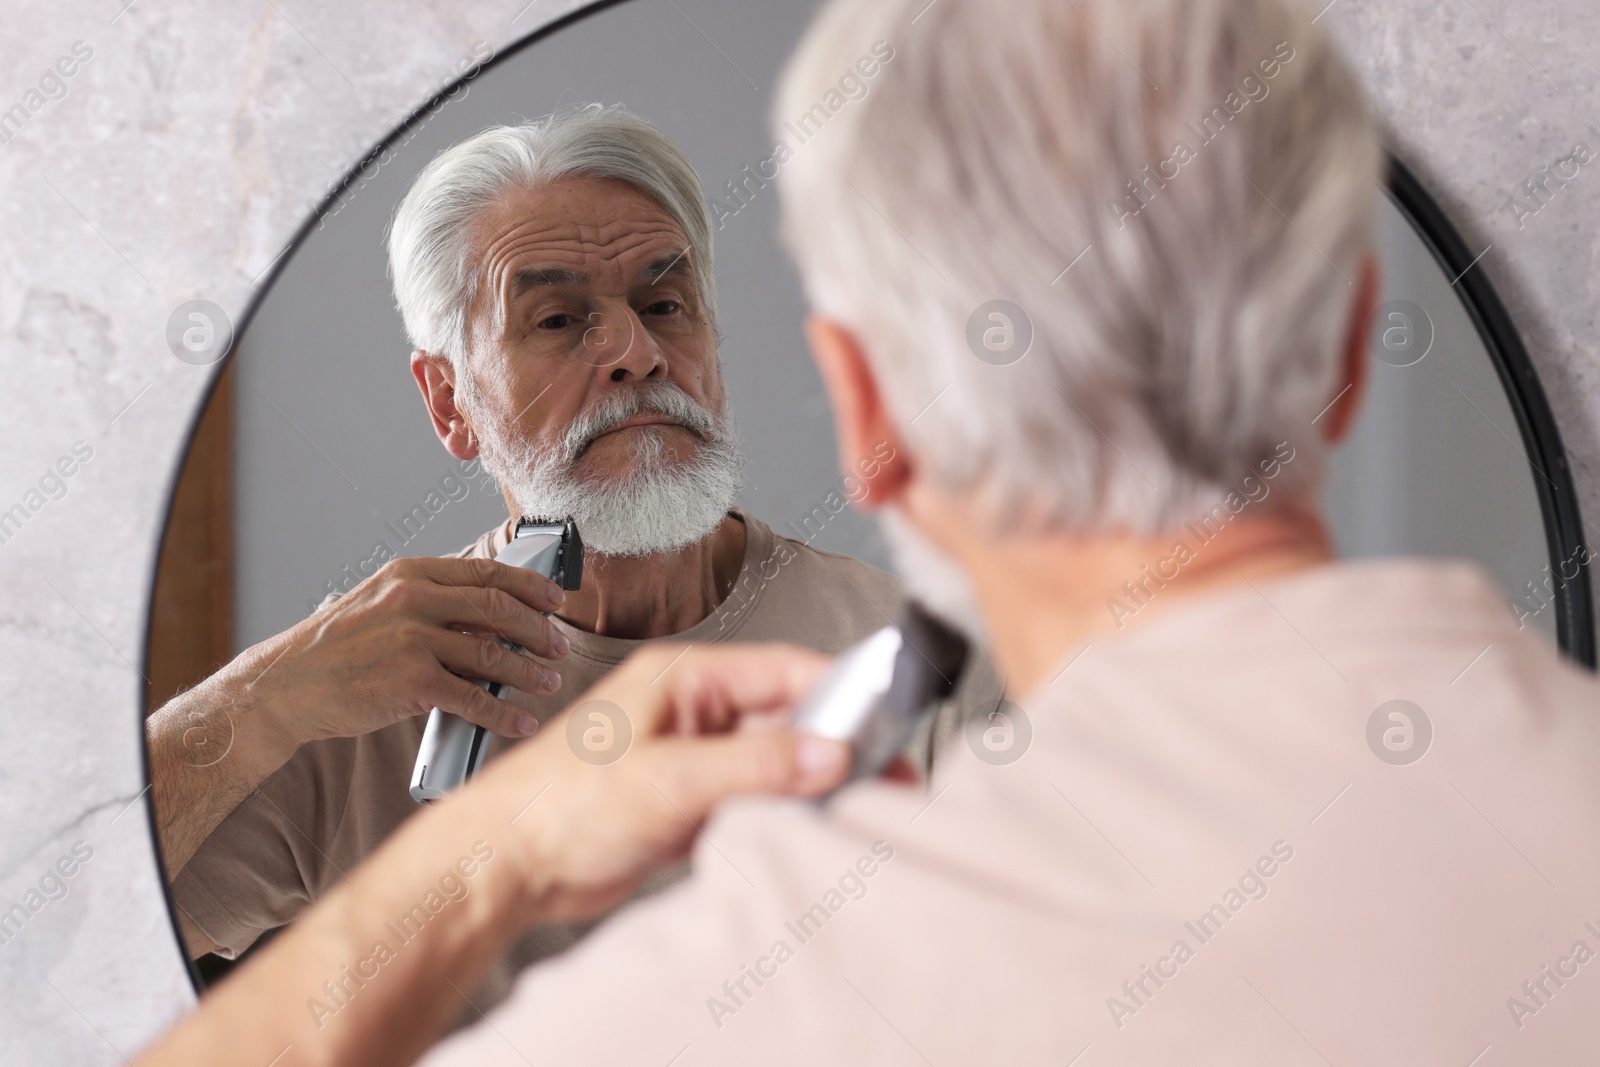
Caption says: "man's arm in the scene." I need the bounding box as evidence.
[147,555,572,882]
[136,643,848,1067]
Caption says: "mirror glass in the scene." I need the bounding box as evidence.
[145,0,1562,982]
[1325,195,1553,642]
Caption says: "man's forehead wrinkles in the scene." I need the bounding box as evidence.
[485,226,689,288]
[481,202,682,250]
[485,231,586,276]
[491,220,683,259]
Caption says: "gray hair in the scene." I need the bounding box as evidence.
[388,104,717,367]
[774,0,1381,534]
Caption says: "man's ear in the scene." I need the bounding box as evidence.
[411,350,480,460]
[1321,254,1379,445]
[804,314,911,510]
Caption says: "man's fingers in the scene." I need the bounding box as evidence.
[593,643,833,736]
[430,630,561,699]
[424,671,541,738]
[428,583,570,660]
[499,684,543,713]
[413,555,569,612]
[641,729,850,822]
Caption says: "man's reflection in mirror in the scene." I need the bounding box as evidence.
[144,105,1001,1002]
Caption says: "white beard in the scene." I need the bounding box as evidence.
[465,376,746,558]
[878,505,989,647]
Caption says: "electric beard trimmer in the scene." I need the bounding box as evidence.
[409,516,583,803]
[789,600,970,791]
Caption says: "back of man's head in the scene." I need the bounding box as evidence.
[774,0,1380,536]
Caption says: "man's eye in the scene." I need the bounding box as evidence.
[537,313,576,330]
[644,300,680,316]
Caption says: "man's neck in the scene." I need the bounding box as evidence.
[549,511,747,640]
[962,507,1334,698]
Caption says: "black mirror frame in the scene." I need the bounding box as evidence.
[1387,156,1594,667]
[141,3,1597,995]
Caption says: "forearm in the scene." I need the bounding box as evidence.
[137,786,538,1067]
[147,642,302,877]
[149,557,579,880]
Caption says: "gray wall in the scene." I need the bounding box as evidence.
[1324,196,1554,642]
[1,2,1597,1063]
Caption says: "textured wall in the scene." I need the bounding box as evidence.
[0,1,1593,1063]
[1324,2,1600,569]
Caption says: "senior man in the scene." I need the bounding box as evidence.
[147,106,1001,989]
[141,0,1600,1062]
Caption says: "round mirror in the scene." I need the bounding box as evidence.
[143,0,1593,991]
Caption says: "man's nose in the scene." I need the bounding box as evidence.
[582,305,664,382]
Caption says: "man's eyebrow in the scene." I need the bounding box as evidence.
[639,250,693,283]
[511,266,585,296]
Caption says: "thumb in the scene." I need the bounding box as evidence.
[644,729,850,821]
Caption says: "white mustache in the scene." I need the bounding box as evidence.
[561,383,724,463]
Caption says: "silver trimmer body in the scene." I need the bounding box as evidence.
[788,600,970,791]
[409,517,583,803]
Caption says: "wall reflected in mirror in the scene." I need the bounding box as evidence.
[1326,195,1553,643]
[144,0,1562,979]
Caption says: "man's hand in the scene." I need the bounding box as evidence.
[455,642,850,925]
[246,555,573,748]
[148,554,571,885]
[137,643,850,1067]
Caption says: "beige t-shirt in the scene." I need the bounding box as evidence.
[419,557,1600,1065]
[172,510,1003,993]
